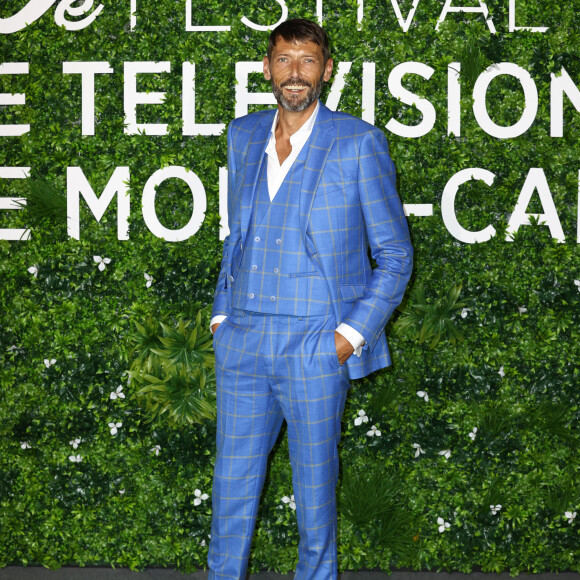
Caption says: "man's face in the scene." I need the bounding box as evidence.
[264,38,333,113]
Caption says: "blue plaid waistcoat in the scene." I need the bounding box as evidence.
[230,147,332,317]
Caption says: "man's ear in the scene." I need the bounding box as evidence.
[323,58,334,83]
[263,56,271,81]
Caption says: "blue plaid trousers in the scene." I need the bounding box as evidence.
[208,309,350,580]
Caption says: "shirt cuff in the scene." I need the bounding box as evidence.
[336,323,366,357]
[210,315,227,332]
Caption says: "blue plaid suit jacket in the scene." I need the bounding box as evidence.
[212,101,413,379]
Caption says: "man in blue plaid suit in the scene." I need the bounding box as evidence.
[208,18,413,579]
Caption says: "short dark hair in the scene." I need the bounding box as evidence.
[267,18,330,64]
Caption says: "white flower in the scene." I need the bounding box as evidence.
[20,442,31,449]
[151,445,161,456]
[574,280,580,291]
[438,449,451,459]
[518,307,527,313]
[28,266,38,277]
[194,489,209,506]
[69,454,82,463]
[490,504,502,515]
[200,539,206,547]
[437,517,450,532]
[93,255,111,271]
[366,425,381,437]
[417,390,429,402]
[461,307,472,318]
[69,438,82,449]
[108,421,122,435]
[498,366,505,377]
[119,489,125,495]
[144,273,153,288]
[413,443,425,458]
[469,427,478,440]
[282,495,296,510]
[7,345,18,352]
[110,385,125,400]
[354,410,369,426]
[44,358,56,368]
[565,511,577,524]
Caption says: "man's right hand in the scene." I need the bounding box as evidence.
[211,323,221,334]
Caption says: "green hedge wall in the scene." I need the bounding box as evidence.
[1,0,579,574]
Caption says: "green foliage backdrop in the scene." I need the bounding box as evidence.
[1,0,579,573]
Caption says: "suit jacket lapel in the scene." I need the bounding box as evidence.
[240,111,275,242]
[299,102,336,239]
[239,103,335,243]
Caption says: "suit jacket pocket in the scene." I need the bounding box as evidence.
[339,284,366,303]
[289,271,319,278]
[311,182,355,209]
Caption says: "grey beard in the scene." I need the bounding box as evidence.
[271,75,324,112]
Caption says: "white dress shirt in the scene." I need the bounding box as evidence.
[212,103,365,357]
[265,102,319,200]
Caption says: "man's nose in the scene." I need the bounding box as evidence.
[289,60,301,77]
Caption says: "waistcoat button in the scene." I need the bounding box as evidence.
[252,265,258,271]
[248,293,254,299]
[270,296,276,301]
[273,268,279,273]
[254,236,261,243]
[275,238,281,245]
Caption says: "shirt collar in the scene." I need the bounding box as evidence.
[269,100,320,145]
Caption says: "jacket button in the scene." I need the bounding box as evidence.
[252,265,258,271]
[227,275,234,282]
[273,268,279,273]
[275,238,281,245]
[254,236,261,243]
[270,296,276,301]
[248,293,254,299]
